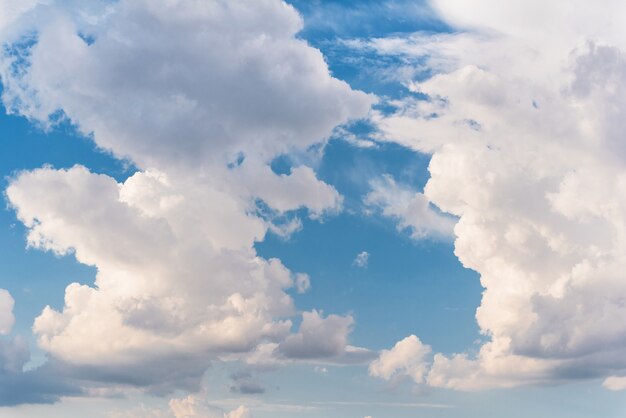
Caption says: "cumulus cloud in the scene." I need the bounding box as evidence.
[0,0,373,398]
[369,335,431,384]
[7,165,295,387]
[364,175,455,239]
[0,0,374,170]
[365,0,626,390]
[278,310,354,360]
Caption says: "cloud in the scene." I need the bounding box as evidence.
[0,0,41,31]
[353,251,370,268]
[8,166,292,371]
[0,0,374,399]
[0,289,15,335]
[0,0,374,170]
[226,406,251,418]
[0,296,84,405]
[602,376,626,391]
[229,371,265,395]
[364,175,455,239]
[369,335,431,384]
[169,395,251,418]
[278,310,354,360]
[365,0,626,390]
[0,339,82,405]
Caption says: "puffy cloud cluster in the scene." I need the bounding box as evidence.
[278,310,354,359]
[367,0,626,390]
[369,335,431,384]
[0,0,373,396]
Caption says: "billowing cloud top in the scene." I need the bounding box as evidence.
[366,0,626,391]
[0,0,374,397]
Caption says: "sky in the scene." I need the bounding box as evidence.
[2,0,626,417]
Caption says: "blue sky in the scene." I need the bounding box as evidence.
[2,1,626,417]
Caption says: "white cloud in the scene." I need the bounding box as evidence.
[169,395,250,418]
[0,0,374,170]
[353,251,369,268]
[0,289,15,335]
[364,175,455,239]
[369,335,431,384]
[278,310,354,360]
[0,0,373,395]
[8,166,294,369]
[366,0,626,390]
[603,376,626,391]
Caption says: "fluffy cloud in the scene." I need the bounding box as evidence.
[364,175,455,239]
[369,335,431,384]
[8,166,294,371]
[366,0,626,390]
[278,310,354,360]
[0,0,373,170]
[0,0,373,397]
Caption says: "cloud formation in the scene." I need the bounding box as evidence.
[0,0,373,398]
[366,0,626,391]
[369,335,431,384]
[278,310,354,360]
